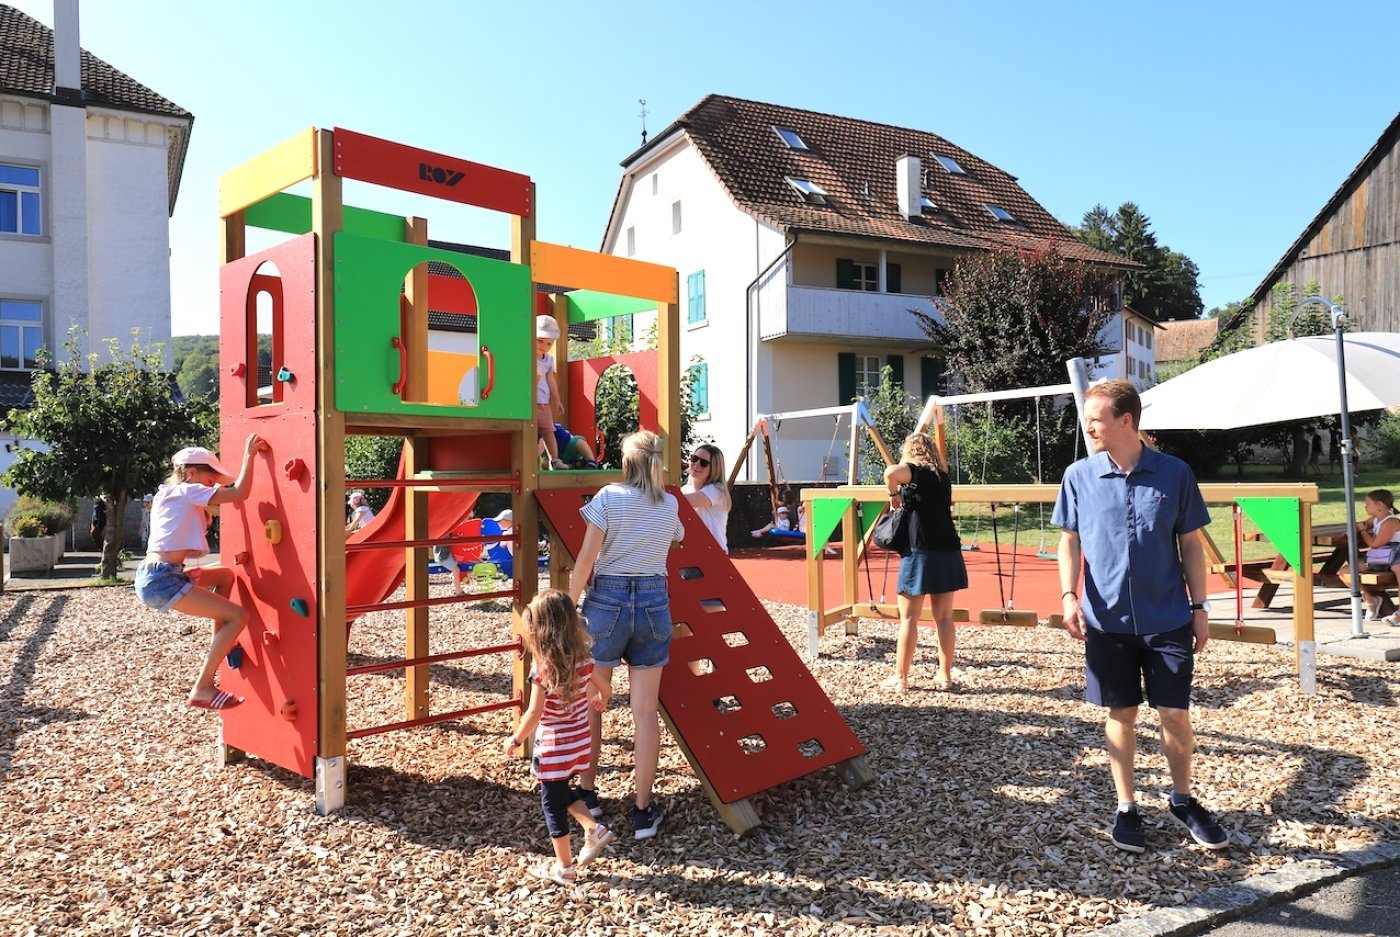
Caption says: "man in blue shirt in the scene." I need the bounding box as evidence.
[1053,379,1229,854]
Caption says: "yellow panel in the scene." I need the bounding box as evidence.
[530,240,679,305]
[219,127,318,218]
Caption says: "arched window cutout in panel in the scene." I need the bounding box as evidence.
[247,261,283,407]
[402,260,483,407]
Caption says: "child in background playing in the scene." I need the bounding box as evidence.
[504,589,614,885]
[135,434,267,710]
[535,315,568,470]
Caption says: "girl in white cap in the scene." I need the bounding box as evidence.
[535,315,569,470]
[135,433,266,711]
[346,491,375,532]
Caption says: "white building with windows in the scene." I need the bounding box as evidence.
[601,95,1127,480]
[0,2,192,515]
[1090,306,1162,390]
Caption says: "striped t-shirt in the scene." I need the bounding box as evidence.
[580,484,684,576]
[530,658,595,781]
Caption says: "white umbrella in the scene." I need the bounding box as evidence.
[1139,331,1400,431]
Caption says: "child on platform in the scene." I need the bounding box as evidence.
[535,315,568,470]
[504,589,614,885]
[135,434,267,710]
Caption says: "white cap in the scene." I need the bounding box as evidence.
[535,315,561,340]
[493,509,513,524]
[171,446,232,477]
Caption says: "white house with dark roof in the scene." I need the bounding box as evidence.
[0,1,192,520]
[600,94,1127,480]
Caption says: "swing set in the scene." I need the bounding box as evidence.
[802,379,1327,694]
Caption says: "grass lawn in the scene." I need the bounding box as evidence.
[953,462,1400,563]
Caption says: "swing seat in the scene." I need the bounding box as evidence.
[977,608,1039,627]
[1208,622,1277,644]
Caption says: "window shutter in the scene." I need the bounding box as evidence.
[886,263,902,294]
[693,362,709,414]
[935,268,949,297]
[838,352,856,404]
[920,356,943,397]
[886,354,904,388]
[687,271,706,324]
[836,258,856,290]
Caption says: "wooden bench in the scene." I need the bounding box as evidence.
[1336,568,1397,617]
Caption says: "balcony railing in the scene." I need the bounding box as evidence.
[759,284,942,344]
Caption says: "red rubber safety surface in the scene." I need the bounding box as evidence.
[536,486,867,805]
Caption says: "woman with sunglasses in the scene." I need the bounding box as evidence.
[682,444,731,553]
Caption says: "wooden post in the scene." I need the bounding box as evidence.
[762,427,780,516]
[841,500,859,636]
[1296,500,1316,695]
[549,294,569,418]
[726,420,762,491]
[847,411,860,486]
[657,297,682,483]
[510,185,540,749]
[806,492,825,659]
[312,128,348,814]
[402,217,431,719]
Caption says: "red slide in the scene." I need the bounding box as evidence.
[344,435,505,626]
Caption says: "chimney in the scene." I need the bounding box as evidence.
[52,0,83,102]
[896,155,921,220]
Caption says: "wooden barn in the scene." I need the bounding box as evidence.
[1236,111,1400,338]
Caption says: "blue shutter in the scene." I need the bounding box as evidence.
[692,361,709,414]
[688,271,706,324]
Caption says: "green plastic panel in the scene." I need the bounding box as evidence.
[809,497,853,560]
[1237,497,1303,570]
[564,290,658,324]
[858,501,884,541]
[333,232,532,419]
[246,193,407,243]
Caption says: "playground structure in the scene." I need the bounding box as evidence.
[804,394,1325,693]
[211,127,870,830]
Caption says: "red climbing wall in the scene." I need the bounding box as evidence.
[214,235,321,778]
[536,487,866,804]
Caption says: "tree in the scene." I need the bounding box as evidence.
[854,365,917,484]
[3,331,210,578]
[1075,202,1203,321]
[913,246,1120,481]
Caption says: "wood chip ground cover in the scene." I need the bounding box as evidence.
[1,584,1397,935]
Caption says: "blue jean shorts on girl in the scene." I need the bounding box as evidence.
[582,574,672,669]
[135,561,194,612]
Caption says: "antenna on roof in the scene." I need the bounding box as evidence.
[639,98,649,145]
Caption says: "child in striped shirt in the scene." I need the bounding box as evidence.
[504,589,614,885]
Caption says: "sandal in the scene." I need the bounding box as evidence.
[188,689,243,711]
[530,861,576,886]
[577,824,614,866]
[879,675,908,694]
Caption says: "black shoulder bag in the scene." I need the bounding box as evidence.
[872,483,915,556]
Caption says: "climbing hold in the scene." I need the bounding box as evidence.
[262,630,279,647]
[276,366,294,383]
[233,551,250,565]
[229,362,246,377]
[290,597,309,617]
[283,458,307,481]
[264,519,282,544]
[280,699,297,722]
[226,645,245,669]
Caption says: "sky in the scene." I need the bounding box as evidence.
[10,0,1399,335]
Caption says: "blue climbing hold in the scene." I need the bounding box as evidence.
[290,597,309,617]
[227,645,245,669]
[276,366,294,383]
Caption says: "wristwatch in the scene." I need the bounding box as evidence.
[1190,601,1211,612]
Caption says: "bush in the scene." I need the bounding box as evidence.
[5,496,74,536]
[11,516,44,538]
[344,436,404,513]
[1378,409,1400,468]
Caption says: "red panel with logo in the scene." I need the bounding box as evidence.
[536,487,867,804]
[332,128,533,217]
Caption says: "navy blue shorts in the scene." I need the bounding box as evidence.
[1085,622,1194,710]
[582,575,672,669]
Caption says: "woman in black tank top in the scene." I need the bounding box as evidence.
[880,431,968,692]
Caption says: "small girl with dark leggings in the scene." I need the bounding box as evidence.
[504,589,614,885]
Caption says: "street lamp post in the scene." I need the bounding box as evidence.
[1291,297,1367,638]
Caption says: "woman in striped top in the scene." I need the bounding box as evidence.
[504,589,614,885]
[569,430,684,840]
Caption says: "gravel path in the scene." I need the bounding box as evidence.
[2,584,1397,935]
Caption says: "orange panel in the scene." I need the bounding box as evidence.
[530,241,678,306]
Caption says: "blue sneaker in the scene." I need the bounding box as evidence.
[569,787,602,819]
[1169,796,1229,850]
[1111,807,1146,853]
[632,803,664,840]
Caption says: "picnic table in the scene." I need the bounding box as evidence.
[1208,522,1395,614]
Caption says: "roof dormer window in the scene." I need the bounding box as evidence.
[985,204,1015,222]
[786,176,828,205]
[920,196,937,211]
[934,154,966,175]
[774,127,809,150]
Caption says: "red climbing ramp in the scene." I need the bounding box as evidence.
[536,486,870,810]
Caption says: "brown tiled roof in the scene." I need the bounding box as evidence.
[0,5,191,119]
[1155,318,1220,362]
[615,94,1131,267]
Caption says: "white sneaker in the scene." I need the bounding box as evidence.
[577,824,614,866]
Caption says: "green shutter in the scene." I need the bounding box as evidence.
[886,355,904,388]
[886,263,902,294]
[838,352,856,404]
[934,268,949,297]
[920,356,944,396]
[836,258,856,290]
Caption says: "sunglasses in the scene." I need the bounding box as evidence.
[688,454,711,468]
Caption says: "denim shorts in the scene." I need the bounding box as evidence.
[135,561,194,612]
[582,575,672,669]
